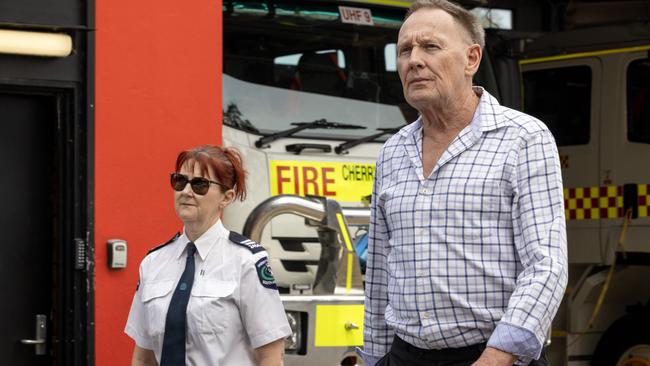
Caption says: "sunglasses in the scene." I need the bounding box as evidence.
[170,173,229,195]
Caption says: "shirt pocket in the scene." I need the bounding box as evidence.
[446,179,501,211]
[140,280,175,336]
[189,280,237,334]
[443,179,502,242]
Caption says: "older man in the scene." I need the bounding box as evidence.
[361,1,567,365]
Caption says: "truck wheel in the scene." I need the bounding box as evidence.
[592,312,650,366]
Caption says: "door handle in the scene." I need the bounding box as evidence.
[20,339,45,345]
[344,322,359,331]
[20,314,47,355]
[285,143,332,155]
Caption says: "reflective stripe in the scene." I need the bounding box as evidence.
[639,184,650,218]
[520,45,650,65]
[336,213,354,252]
[564,186,623,220]
[564,184,650,220]
[351,0,410,8]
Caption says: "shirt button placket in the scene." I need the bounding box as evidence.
[416,181,433,324]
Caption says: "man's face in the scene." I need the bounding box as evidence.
[396,8,477,110]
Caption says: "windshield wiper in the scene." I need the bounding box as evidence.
[254,119,366,148]
[334,127,402,154]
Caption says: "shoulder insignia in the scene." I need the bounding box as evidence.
[255,257,278,290]
[147,232,180,255]
[228,232,265,254]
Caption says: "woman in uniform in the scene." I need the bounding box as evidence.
[125,145,291,366]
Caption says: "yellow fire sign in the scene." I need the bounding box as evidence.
[269,160,374,203]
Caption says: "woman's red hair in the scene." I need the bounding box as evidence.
[175,145,247,201]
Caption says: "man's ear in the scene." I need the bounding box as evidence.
[466,44,482,77]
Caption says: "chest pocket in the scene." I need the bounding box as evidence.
[443,179,503,242]
[189,280,237,334]
[140,280,175,336]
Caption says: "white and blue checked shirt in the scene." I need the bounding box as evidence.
[362,88,567,365]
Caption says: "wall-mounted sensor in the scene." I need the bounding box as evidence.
[107,239,127,269]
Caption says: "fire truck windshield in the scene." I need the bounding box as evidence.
[223,0,417,141]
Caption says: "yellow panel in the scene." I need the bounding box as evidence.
[576,210,585,220]
[638,184,647,196]
[576,189,584,199]
[590,187,599,198]
[584,199,592,209]
[617,196,624,207]
[315,304,364,347]
[269,160,374,203]
[563,188,570,198]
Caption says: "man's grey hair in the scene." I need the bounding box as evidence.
[405,0,485,49]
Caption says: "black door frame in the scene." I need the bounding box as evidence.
[0,80,93,366]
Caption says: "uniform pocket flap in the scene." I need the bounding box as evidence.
[192,280,236,298]
[141,280,174,302]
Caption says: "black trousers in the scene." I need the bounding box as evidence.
[376,336,549,366]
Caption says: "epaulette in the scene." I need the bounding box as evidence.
[147,232,180,255]
[228,232,265,254]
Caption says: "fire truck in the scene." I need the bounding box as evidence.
[519,18,650,366]
[219,0,520,364]
[222,1,650,365]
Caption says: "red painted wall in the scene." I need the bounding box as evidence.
[95,1,222,364]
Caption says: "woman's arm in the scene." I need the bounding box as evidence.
[254,338,285,366]
[131,345,157,366]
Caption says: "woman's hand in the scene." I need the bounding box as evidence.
[131,345,157,366]
[254,338,285,366]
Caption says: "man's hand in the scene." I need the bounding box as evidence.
[471,347,517,366]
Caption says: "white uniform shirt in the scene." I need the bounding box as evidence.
[125,220,292,365]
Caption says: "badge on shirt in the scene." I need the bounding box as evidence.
[255,257,277,290]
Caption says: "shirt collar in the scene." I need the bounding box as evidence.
[176,219,229,260]
[474,86,508,132]
[396,86,505,139]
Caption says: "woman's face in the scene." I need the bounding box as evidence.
[173,160,234,227]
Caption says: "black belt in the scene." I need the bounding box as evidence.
[391,335,486,362]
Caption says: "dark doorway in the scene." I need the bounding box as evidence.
[0,91,59,364]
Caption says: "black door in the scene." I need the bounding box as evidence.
[0,92,59,364]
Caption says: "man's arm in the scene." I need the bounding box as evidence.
[473,347,517,366]
[481,128,568,365]
[361,157,393,366]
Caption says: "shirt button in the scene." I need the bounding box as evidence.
[416,270,425,277]
[422,312,430,319]
[420,188,429,194]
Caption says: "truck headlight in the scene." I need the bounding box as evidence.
[284,311,302,353]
